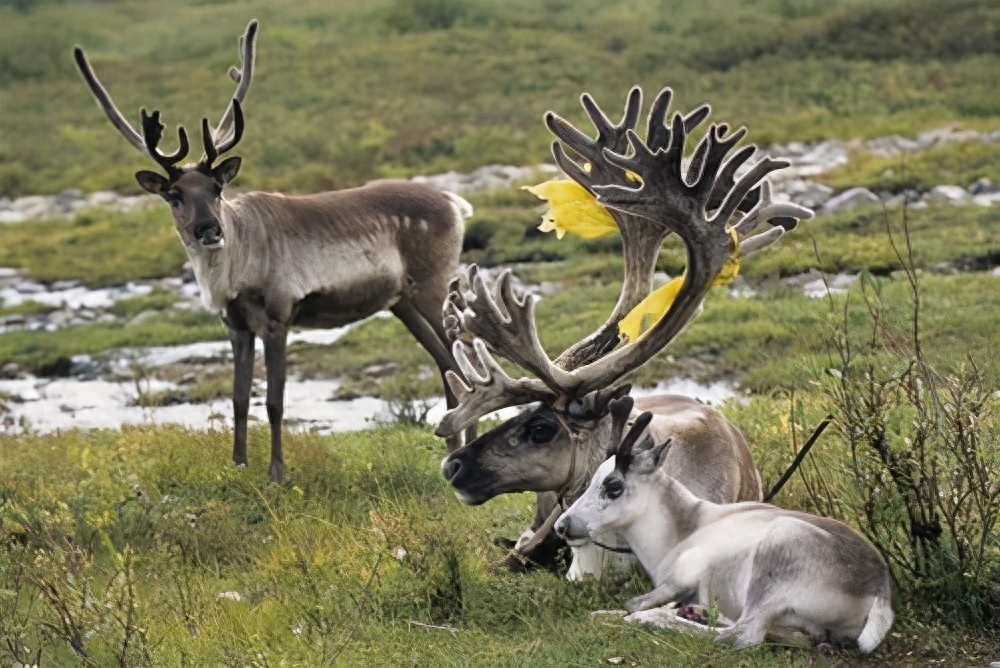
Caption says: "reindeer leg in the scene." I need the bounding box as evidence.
[229,326,255,467]
[391,297,466,452]
[263,323,287,483]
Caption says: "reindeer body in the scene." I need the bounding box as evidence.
[189,182,468,325]
[74,21,473,482]
[557,407,893,653]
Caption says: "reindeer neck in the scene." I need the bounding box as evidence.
[624,473,710,574]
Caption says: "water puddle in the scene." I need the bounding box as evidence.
[0,369,737,437]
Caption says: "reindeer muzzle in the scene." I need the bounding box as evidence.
[554,514,590,545]
[194,221,225,248]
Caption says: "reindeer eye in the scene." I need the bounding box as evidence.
[603,479,625,499]
[525,419,557,444]
[168,192,182,207]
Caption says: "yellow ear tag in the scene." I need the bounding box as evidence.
[522,179,619,240]
[618,227,742,342]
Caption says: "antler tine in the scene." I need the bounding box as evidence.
[435,339,556,437]
[645,86,711,152]
[210,19,257,155]
[547,91,716,372]
[201,99,245,168]
[570,116,810,396]
[733,180,814,254]
[139,109,190,174]
[73,46,152,156]
[458,267,577,393]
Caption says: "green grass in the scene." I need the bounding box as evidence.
[1,424,995,666]
[820,141,1000,194]
[1,0,999,197]
[0,206,185,288]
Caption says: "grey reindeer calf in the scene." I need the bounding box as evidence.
[556,398,894,653]
[73,20,472,481]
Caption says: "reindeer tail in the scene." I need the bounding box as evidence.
[857,586,893,654]
[444,191,474,220]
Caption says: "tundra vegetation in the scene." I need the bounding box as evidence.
[1,0,999,665]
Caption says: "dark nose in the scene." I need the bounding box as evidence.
[555,514,588,541]
[194,221,222,243]
[442,456,462,482]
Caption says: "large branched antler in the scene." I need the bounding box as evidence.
[437,87,813,438]
[544,87,713,370]
[564,119,812,396]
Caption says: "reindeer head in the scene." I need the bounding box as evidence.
[438,85,812,507]
[73,20,258,253]
[555,400,669,545]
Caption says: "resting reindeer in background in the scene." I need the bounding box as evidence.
[556,401,894,653]
[437,86,812,577]
[74,20,471,482]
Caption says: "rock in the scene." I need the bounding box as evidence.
[87,190,120,207]
[821,187,880,214]
[0,210,27,224]
[864,134,920,156]
[96,313,118,324]
[0,362,20,379]
[916,127,982,148]
[925,185,970,205]
[973,193,1000,207]
[69,355,105,380]
[1,314,27,328]
[126,309,162,328]
[50,279,81,291]
[992,267,1000,277]
[362,362,398,379]
[781,178,834,209]
[14,280,45,294]
[968,177,997,195]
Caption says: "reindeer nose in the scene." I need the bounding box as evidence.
[554,515,569,539]
[194,221,223,245]
[555,515,588,541]
[441,456,462,482]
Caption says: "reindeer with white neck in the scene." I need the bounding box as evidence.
[556,398,894,653]
[437,86,813,578]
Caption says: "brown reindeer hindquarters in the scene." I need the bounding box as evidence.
[635,395,762,503]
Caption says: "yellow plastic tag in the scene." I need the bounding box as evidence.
[522,179,619,240]
[618,228,742,342]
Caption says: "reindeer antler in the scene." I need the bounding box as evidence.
[542,87,717,370]
[203,18,257,163]
[73,20,257,173]
[437,88,813,439]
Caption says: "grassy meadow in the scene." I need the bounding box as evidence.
[2,0,1000,665]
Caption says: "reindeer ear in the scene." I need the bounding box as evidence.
[135,170,169,195]
[609,395,635,442]
[213,156,241,185]
[650,437,672,469]
[615,410,652,475]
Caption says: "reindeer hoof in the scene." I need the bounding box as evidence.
[268,461,284,483]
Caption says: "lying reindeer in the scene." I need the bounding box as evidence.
[73,20,471,481]
[556,399,894,653]
[437,86,812,577]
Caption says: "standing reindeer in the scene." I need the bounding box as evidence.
[555,401,894,653]
[437,86,812,576]
[74,20,472,482]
